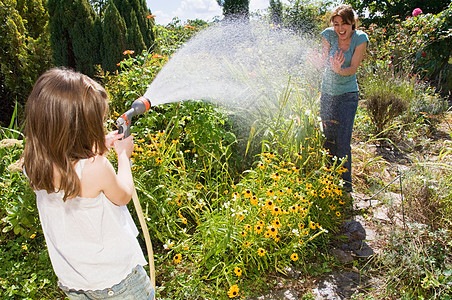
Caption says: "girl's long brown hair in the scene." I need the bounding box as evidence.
[24,67,109,200]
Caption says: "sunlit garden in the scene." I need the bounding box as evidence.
[1,0,452,299]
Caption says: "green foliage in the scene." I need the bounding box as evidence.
[373,226,452,299]
[0,234,64,299]
[155,19,209,56]
[344,0,451,26]
[0,0,52,126]
[282,0,330,35]
[217,0,250,19]
[0,138,39,237]
[363,6,452,97]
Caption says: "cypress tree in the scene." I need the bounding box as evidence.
[270,0,283,26]
[48,0,97,76]
[102,1,127,72]
[220,0,250,20]
[127,10,146,53]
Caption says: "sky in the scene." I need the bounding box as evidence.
[145,0,271,25]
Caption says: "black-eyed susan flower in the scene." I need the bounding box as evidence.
[272,218,281,228]
[271,172,281,180]
[234,267,242,277]
[254,224,263,234]
[265,199,274,210]
[173,253,182,264]
[243,189,252,198]
[240,231,247,237]
[267,189,275,197]
[257,162,265,169]
[267,225,278,237]
[290,253,299,261]
[336,211,341,217]
[155,157,163,164]
[243,241,252,248]
[257,248,266,257]
[309,221,316,230]
[250,195,258,206]
[227,284,240,298]
[271,206,282,216]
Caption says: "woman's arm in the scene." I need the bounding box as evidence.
[330,42,367,76]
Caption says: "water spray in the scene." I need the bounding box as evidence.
[116,96,156,292]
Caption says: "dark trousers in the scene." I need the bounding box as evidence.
[320,92,359,191]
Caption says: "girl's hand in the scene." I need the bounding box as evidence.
[105,131,124,150]
[114,135,134,159]
[330,50,345,74]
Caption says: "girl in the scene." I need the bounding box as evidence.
[319,5,368,193]
[23,67,155,299]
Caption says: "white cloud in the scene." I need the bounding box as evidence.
[250,0,269,12]
[174,0,222,22]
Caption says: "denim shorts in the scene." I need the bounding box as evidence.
[60,265,155,300]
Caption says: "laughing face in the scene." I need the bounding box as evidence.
[332,16,354,41]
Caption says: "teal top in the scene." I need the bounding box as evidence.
[321,28,369,96]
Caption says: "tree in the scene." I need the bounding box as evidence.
[127,10,146,54]
[102,1,127,72]
[48,0,97,76]
[344,0,451,26]
[270,0,283,25]
[0,0,52,126]
[216,0,249,20]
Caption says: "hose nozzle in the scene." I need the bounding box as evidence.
[116,96,151,138]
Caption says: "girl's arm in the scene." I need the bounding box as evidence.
[330,42,367,76]
[84,135,135,206]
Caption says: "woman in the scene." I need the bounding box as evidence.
[319,4,368,192]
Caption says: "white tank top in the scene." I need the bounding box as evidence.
[35,159,147,291]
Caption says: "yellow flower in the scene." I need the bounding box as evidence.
[254,224,263,234]
[22,244,27,250]
[271,206,282,216]
[240,231,247,237]
[271,172,281,180]
[171,139,179,144]
[244,224,252,231]
[250,195,258,206]
[29,233,36,239]
[290,253,299,261]
[299,239,304,245]
[243,189,252,198]
[232,192,240,199]
[265,199,274,210]
[173,253,182,264]
[257,162,265,169]
[272,218,281,228]
[267,189,275,197]
[243,241,252,248]
[309,221,316,230]
[336,211,341,217]
[257,248,266,257]
[227,285,240,298]
[267,225,278,237]
[234,267,243,277]
[155,157,163,164]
